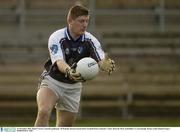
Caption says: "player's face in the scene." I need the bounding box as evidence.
[69,15,89,37]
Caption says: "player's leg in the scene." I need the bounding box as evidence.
[55,85,82,127]
[56,110,77,127]
[34,87,58,127]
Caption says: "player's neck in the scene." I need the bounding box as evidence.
[68,29,80,41]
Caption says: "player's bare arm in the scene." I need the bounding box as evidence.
[56,59,70,73]
[56,59,83,82]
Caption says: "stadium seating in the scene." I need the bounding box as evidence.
[81,32,180,118]
[0,31,180,119]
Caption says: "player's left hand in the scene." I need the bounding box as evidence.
[65,68,85,82]
[100,53,115,75]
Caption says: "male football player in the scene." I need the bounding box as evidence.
[34,4,115,127]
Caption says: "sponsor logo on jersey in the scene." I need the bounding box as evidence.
[65,48,70,55]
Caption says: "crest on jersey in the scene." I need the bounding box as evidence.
[78,47,83,54]
[50,44,58,55]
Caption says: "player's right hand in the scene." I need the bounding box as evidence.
[65,68,85,82]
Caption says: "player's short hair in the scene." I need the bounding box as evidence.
[67,5,89,20]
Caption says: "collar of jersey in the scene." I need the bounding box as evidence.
[65,27,85,42]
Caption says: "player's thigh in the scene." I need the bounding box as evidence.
[56,110,77,126]
[36,87,58,111]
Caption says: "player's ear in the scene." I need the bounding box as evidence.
[67,16,73,25]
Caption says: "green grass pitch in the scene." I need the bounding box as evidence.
[0,118,180,127]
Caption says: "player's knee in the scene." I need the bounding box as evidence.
[38,108,51,121]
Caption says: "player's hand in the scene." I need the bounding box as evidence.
[100,53,115,75]
[65,68,85,82]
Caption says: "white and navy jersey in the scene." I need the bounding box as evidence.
[44,27,105,84]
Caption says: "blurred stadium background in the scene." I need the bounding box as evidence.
[0,0,180,126]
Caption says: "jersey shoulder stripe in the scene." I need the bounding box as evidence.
[84,31,104,61]
[84,31,100,46]
[49,27,66,43]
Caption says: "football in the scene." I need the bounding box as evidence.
[76,57,99,80]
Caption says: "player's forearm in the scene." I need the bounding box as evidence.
[98,60,105,71]
[56,59,71,74]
